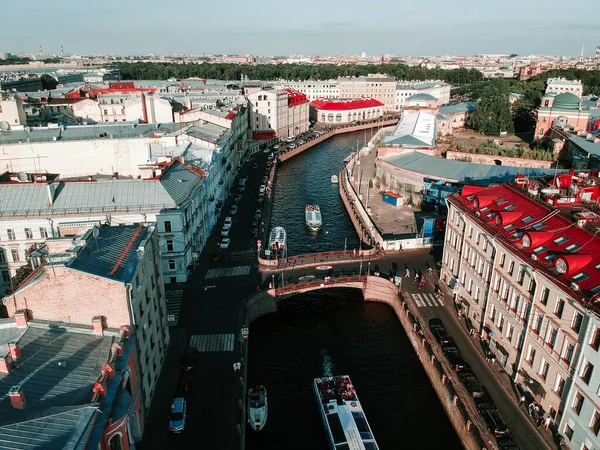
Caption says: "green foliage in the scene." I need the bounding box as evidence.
[455,140,553,161]
[110,62,485,84]
[466,80,514,135]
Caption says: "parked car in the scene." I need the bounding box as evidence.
[442,346,468,371]
[224,216,233,226]
[273,144,281,149]
[458,371,485,398]
[229,205,238,215]
[478,403,510,436]
[221,224,231,236]
[219,238,230,249]
[429,319,453,346]
[169,398,187,433]
[286,136,295,142]
[263,147,271,153]
[259,184,266,194]
[496,435,519,450]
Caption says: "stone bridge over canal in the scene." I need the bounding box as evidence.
[247,275,400,322]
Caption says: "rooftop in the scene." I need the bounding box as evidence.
[439,102,477,115]
[380,151,564,183]
[449,183,600,304]
[569,134,600,158]
[381,112,437,147]
[185,121,231,144]
[406,93,437,102]
[0,160,204,217]
[310,98,384,111]
[0,122,185,145]
[69,225,149,283]
[0,324,112,426]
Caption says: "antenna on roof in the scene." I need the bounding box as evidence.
[92,226,100,252]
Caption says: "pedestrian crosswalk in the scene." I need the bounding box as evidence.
[411,293,445,308]
[189,333,236,352]
[205,265,251,279]
[165,289,183,326]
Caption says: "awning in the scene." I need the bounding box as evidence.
[518,369,546,397]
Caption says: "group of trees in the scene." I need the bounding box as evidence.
[111,61,484,85]
[454,140,554,161]
[466,80,515,135]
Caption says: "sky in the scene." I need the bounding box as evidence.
[1,0,598,57]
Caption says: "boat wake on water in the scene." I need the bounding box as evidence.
[321,349,334,377]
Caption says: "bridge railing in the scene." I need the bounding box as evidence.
[259,248,380,269]
[274,275,367,296]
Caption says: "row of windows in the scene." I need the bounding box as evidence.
[3,227,49,241]
[566,391,600,441]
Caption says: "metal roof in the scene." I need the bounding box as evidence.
[0,326,112,426]
[406,93,437,101]
[0,122,186,145]
[439,102,477,115]
[0,405,98,450]
[569,134,600,157]
[0,161,203,217]
[185,121,231,144]
[381,151,564,183]
[69,225,149,283]
[381,112,437,147]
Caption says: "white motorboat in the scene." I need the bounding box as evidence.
[305,204,323,232]
[268,227,287,258]
[314,375,379,450]
[331,175,339,184]
[248,385,268,431]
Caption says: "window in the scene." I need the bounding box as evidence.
[533,246,547,254]
[554,299,565,319]
[39,227,48,238]
[539,359,550,380]
[532,222,547,230]
[533,314,543,334]
[0,249,5,263]
[11,249,20,262]
[562,342,575,365]
[526,344,536,365]
[573,272,590,282]
[554,236,568,245]
[553,374,565,396]
[164,221,172,233]
[168,260,176,271]
[592,410,600,435]
[563,423,574,440]
[566,243,581,252]
[572,312,583,333]
[497,314,504,332]
[499,253,505,268]
[508,261,514,276]
[572,391,584,415]
[546,326,558,349]
[503,224,515,231]
[7,229,15,240]
[580,360,594,384]
[591,328,600,350]
[505,204,516,211]
[489,304,496,321]
[108,434,122,450]
[540,287,550,305]
[24,228,33,239]
[1,271,9,284]
[522,215,535,223]
[166,240,174,252]
[517,269,525,285]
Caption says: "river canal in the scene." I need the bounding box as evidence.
[247,133,460,449]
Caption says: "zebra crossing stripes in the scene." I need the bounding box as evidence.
[189,334,236,352]
[165,289,183,325]
[411,293,444,308]
[205,265,251,279]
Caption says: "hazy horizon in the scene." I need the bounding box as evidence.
[1,0,598,58]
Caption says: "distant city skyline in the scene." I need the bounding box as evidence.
[1,0,598,58]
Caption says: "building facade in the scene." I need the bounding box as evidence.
[338,75,397,112]
[441,183,600,444]
[279,80,339,101]
[310,98,384,124]
[0,94,27,128]
[545,77,583,98]
[395,80,452,110]
[246,87,309,139]
[535,92,592,138]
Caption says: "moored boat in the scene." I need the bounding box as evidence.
[305,204,323,232]
[314,375,379,450]
[331,175,339,184]
[268,227,287,258]
[247,385,268,431]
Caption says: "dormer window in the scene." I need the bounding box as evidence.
[554,236,568,245]
[532,223,547,230]
[503,224,515,231]
[533,246,547,254]
[494,199,508,206]
[566,244,581,252]
[480,206,490,213]
[505,205,516,211]
[522,215,535,223]
[573,272,589,282]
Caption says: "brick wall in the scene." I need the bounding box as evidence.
[446,151,554,169]
[4,265,130,328]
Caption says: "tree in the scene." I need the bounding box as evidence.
[40,74,58,90]
[467,81,514,136]
[5,243,45,295]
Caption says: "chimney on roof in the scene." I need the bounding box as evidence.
[587,133,593,140]
[0,354,13,374]
[8,386,26,409]
[14,310,28,328]
[7,342,20,360]
[92,316,105,335]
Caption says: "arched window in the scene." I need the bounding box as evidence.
[347,113,352,122]
[320,113,326,122]
[108,434,122,450]
[335,113,342,122]
[539,127,544,136]
[327,113,334,122]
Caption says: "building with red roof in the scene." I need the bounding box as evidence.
[245,87,309,139]
[442,181,600,436]
[310,98,384,124]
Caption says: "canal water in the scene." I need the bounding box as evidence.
[245,289,462,450]
[269,131,365,256]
